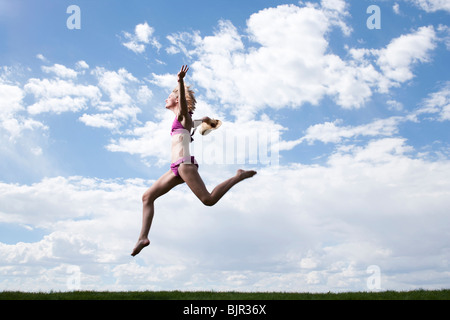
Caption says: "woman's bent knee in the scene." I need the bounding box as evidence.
[142,191,154,204]
[201,196,215,207]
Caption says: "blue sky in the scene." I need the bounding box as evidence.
[1,0,449,292]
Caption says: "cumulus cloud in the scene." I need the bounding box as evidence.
[25,78,101,115]
[106,111,173,165]
[0,69,51,178]
[78,67,142,130]
[166,31,201,56]
[76,60,89,70]
[163,3,438,119]
[189,6,338,116]
[137,85,153,104]
[36,54,47,62]
[3,59,150,136]
[0,74,46,139]
[416,82,450,121]
[406,0,450,12]
[301,117,405,145]
[150,72,178,90]
[0,176,146,291]
[41,64,78,79]
[376,26,437,85]
[23,64,146,130]
[0,79,24,118]
[94,67,137,106]
[348,25,437,94]
[1,138,450,292]
[278,85,447,152]
[122,22,161,54]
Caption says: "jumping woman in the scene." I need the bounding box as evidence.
[131,65,257,256]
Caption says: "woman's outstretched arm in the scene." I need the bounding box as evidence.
[177,65,189,119]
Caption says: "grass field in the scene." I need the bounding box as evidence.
[1,289,449,300]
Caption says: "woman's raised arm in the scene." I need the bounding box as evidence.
[177,65,189,118]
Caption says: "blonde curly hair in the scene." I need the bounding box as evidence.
[172,85,197,113]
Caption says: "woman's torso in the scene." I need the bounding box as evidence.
[170,114,192,163]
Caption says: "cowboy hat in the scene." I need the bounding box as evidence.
[198,119,222,135]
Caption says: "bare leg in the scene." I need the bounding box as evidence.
[178,165,256,206]
[131,170,184,256]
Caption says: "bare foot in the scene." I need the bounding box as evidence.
[236,169,257,181]
[131,238,150,256]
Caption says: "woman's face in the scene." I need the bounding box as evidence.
[165,92,178,110]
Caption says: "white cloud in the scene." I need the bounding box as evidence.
[176,4,439,118]
[301,117,405,145]
[190,6,338,116]
[0,117,46,140]
[320,0,352,35]
[105,109,177,165]
[279,81,447,151]
[320,0,347,14]
[376,26,437,85]
[437,24,450,51]
[137,85,153,104]
[78,67,141,130]
[387,99,404,111]
[1,138,450,292]
[36,54,47,62]
[166,31,201,57]
[79,105,141,130]
[0,71,51,177]
[4,62,145,132]
[28,96,89,115]
[41,64,78,79]
[25,78,100,102]
[150,72,177,90]
[135,22,157,46]
[76,60,89,70]
[25,78,101,115]
[0,176,144,228]
[0,80,24,116]
[416,82,450,120]
[277,114,413,152]
[78,113,120,130]
[348,25,438,93]
[122,22,161,54]
[94,67,137,106]
[0,77,46,138]
[406,0,450,12]
[122,39,146,54]
[5,62,146,132]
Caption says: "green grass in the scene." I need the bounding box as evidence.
[1,289,449,300]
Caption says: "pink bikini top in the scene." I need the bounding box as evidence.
[171,112,194,141]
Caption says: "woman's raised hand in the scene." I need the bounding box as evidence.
[178,65,189,82]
